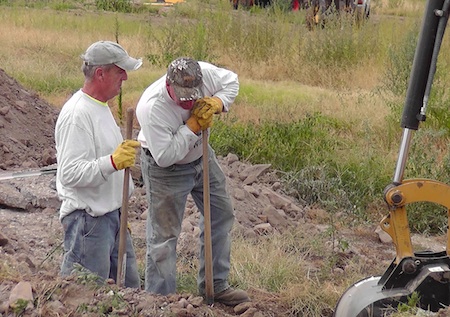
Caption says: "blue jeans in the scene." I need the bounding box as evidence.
[140,147,234,295]
[60,209,140,288]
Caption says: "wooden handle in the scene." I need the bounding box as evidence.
[117,108,135,287]
[202,130,214,304]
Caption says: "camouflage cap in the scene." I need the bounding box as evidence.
[166,57,203,101]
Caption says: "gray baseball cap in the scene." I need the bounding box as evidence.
[166,57,203,101]
[81,40,142,71]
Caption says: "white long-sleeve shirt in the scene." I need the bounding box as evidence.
[55,90,133,220]
[136,61,239,167]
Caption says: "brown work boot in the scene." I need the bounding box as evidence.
[213,287,251,306]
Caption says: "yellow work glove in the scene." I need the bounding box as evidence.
[193,96,223,120]
[186,115,201,134]
[111,140,141,170]
[186,114,213,134]
[197,114,213,130]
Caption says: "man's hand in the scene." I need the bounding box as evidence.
[193,96,223,120]
[197,114,213,130]
[111,140,141,170]
[186,115,201,134]
[186,114,213,134]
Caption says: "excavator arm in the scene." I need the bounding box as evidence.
[333,0,450,316]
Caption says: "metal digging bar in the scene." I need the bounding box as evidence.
[202,130,214,305]
[117,107,135,287]
[0,166,57,181]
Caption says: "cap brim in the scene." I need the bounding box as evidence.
[173,84,203,101]
[115,57,143,71]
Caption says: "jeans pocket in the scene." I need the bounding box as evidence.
[82,213,100,238]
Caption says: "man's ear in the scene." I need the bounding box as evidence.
[166,81,175,100]
[95,67,104,80]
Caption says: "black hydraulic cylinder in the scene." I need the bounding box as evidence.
[401,0,445,130]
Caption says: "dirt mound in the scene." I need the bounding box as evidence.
[0,69,58,171]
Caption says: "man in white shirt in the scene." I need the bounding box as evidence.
[55,41,142,288]
[136,57,250,306]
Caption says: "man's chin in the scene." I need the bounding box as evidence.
[178,102,195,110]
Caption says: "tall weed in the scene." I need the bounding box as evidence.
[95,0,132,12]
[381,25,418,97]
[146,18,213,67]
